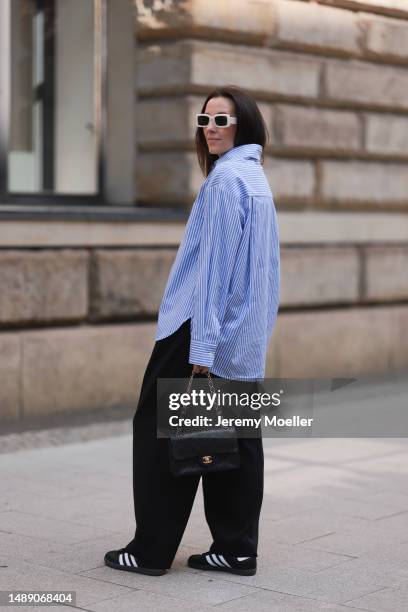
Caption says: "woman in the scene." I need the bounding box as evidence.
[104,86,280,576]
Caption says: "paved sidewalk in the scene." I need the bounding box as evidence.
[1,405,408,610]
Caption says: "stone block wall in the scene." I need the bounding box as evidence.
[136,0,408,213]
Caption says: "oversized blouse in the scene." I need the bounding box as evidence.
[155,143,280,381]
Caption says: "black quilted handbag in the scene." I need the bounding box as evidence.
[168,370,240,477]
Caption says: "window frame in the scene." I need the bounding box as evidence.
[0,0,107,204]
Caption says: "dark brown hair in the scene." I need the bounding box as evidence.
[195,85,269,177]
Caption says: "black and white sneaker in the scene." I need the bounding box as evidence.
[187,551,256,576]
[104,548,167,576]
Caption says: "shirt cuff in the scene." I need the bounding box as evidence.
[189,339,217,368]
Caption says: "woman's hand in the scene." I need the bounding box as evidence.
[192,364,210,375]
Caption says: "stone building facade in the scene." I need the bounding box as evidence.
[1,0,407,424]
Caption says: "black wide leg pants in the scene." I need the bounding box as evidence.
[124,318,264,570]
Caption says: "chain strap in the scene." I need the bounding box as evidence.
[186,370,216,395]
[173,370,221,437]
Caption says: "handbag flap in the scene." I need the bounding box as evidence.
[169,428,239,460]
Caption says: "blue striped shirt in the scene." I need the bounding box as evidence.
[155,143,280,381]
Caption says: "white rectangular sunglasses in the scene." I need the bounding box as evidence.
[196,113,237,128]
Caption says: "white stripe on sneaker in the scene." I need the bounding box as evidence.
[119,553,124,565]
[206,554,217,567]
[124,553,131,567]
[237,557,250,561]
[218,555,232,568]
[129,554,138,567]
[211,554,224,567]
[215,554,227,567]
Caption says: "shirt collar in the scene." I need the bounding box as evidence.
[213,143,263,167]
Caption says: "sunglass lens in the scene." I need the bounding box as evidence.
[215,115,228,127]
[197,115,209,127]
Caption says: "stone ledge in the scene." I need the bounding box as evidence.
[1,212,408,247]
[0,219,187,248]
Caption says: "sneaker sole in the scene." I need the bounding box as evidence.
[187,559,256,576]
[104,558,166,576]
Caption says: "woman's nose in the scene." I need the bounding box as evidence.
[205,117,219,131]
[205,124,217,135]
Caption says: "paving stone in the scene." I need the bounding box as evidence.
[213,588,359,611]
[296,494,408,521]
[261,508,371,546]
[0,532,68,563]
[299,528,408,559]
[0,559,133,608]
[180,562,317,598]
[86,588,214,612]
[79,565,260,606]
[261,437,406,465]
[257,540,357,573]
[0,511,119,546]
[300,557,408,603]
[33,536,129,574]
[344,451,408,477]
[344,582,408,611]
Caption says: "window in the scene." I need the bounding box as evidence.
[0,0,104,199]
